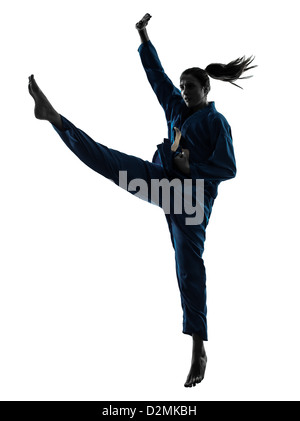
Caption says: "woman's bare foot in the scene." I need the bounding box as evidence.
[28,75,63,130]
[184,333,207,387]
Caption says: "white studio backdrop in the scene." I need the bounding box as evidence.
[0,0,299,401]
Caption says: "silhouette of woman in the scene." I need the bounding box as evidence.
[28,13,256,387]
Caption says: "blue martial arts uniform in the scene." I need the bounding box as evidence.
[138,41,237,340]
[51,41,236,341]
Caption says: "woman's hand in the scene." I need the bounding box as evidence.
[136,13,152,30]
[173,149,191,175]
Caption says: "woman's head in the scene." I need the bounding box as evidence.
[179,70,210,110]
[180,56,257,109]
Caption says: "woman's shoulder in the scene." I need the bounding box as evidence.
[207,103,231,129]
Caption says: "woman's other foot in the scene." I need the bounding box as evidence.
[184,333,207,387]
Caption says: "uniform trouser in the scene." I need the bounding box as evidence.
[52,115,214,340]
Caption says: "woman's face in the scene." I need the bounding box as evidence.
[180,74,207,110]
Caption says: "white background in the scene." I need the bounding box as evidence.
[1,0,299,401]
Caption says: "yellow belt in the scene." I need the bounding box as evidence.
[171,127,181,152]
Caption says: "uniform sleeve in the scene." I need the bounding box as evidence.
[138,41,183,122]
[189,117,237,182]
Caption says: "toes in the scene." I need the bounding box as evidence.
[184,382,192,388]
[28,75,34,93]
[184,375,203,388]
[195,375,202,385]
[28,75,41,96]
[184,376,192,387]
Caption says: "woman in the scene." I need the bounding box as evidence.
[28,13,255,387]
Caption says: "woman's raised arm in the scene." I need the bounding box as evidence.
[135,14,183,126]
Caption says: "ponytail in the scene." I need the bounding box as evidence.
[205,56,257,89]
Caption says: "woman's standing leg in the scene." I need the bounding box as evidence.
[167,190,214,387]
[174,222,208,387]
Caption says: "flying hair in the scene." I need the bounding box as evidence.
[181,56,257,91]
[205,56,257,89]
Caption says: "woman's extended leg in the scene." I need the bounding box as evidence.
[28,75,167,201]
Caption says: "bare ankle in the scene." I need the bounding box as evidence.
[49,112,63,130]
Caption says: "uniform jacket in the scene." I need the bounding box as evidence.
[138,41,237,199]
